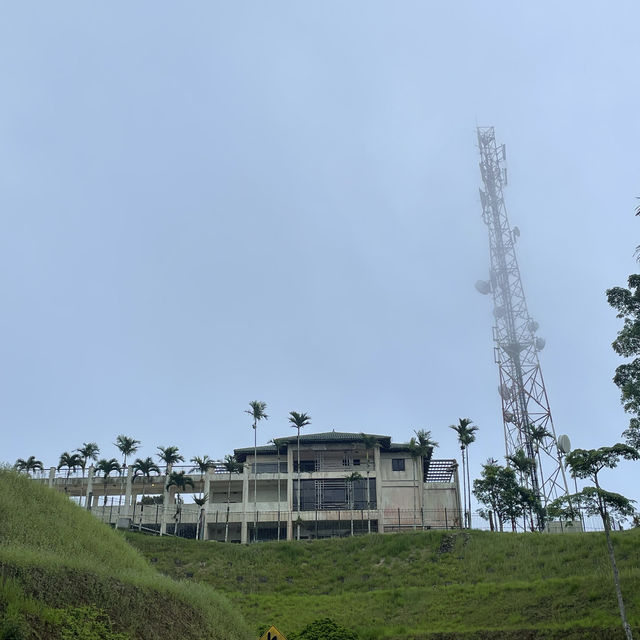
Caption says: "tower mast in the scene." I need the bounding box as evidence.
[475,127,569,528]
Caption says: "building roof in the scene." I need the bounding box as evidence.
[233,431,391,462]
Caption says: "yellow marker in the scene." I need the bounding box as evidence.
[259,625,287,640]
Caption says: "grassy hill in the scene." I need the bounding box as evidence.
[125,526,640,639]
[0,469,252,639]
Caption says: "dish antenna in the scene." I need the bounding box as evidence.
[557,434,571,455]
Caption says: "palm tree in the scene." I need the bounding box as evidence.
[271,438,285,540]
[157,445,184,469]
[14,456,44,476]
[289,411,311,541]
[166,471,195,537]
[449,418,479,528]
[222,454,243,543]
[58,452,83,480]
[506,448,537,531]
[132,456,161,528]
[345,471,363,536]
[114,435,141,470]
[75,442,100,477]
[408,430,439,529]
[245,400,268,542]
[95,458,121,506]
[190,455,215,499]
[360,433,378,533]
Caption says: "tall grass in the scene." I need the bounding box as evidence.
[0,469,252,640]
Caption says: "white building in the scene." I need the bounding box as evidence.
[39,431,462,542]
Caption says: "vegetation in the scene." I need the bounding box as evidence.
[126,527,640,639]
[13,456,44,476]
[0,468,251,639]
[449,419,478,529]
[289,411,311,540]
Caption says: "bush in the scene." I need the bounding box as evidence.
[290,618,358,640]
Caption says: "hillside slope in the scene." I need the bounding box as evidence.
[0,469,251,639]
[126,528,640,639]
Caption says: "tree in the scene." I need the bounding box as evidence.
[132,457,160,510]
[58,452,82,480]
[114,435,140,470]
[246,400,268,542]
[14,456,44,476]
[76,442,100,476]
[408,429,438,529]
[190,455,215,499]
[506,448,537,531]
[166,471,195,537]
[360,433,378,533]
[548,444,639,640]
[472,459,524,532]
[157,445,184,468]
[449,418,478,528]
[345,471,363,536]
[289,411,311,541]
[95,458,121,506]
[222,454,243,543]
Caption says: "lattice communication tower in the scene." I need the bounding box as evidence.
[475,127,569,528]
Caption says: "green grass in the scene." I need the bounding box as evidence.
[125,528,640,639]
[0,469,252,639]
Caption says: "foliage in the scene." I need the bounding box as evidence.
[132,457,160,479]
[58,452,83,477]
[548,487,636,522]
[166,471,195,493]
[190,455,215,474]
[0,469,251,640]
[246,401,269,426]
[289,618,358,640]
[127,527,640,640]
[114,435,141,468]
[156,446,184,466]
[13,456,44,475]
[76,443,100,473]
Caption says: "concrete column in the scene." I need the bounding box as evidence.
[374,446,384,533]
[287,445,294,540]
[86,466,94,510]
[124,465,133,517]
[241,463,249,543]
[202,468,215,541]
[160,464,172,536]
[48,467,56,488]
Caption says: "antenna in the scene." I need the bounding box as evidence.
[475,127,569,529]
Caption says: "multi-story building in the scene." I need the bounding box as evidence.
[37,431,461,542]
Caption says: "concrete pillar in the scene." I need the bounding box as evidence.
[287,445,294,540]
[48,467,56,488]
[124,465,133,517]
[374,446,384,533]
[86,466,94,510]
[241,463,249,543]
[160,464,172,536]
[202,468,215,541]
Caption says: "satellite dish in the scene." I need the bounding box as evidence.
[475,280,491,295]
[528,320,539,333]
[557,434,571,455]
[535,337,546,351]
[493,305,505,318]
[513,226,520,237]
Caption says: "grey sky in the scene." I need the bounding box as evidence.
[1,2,639,508]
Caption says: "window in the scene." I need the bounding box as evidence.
[392,458,405,472]
[353,459,360,466]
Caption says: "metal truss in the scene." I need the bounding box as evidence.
[476,127,569,527]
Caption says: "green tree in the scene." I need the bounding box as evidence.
[190,454,215,499]
[114,435,140,470]
[156,445,184,468]
[345,471,363,536]
[472,459,524,532]
[408,429,438,529]
[548,444,639,640]
[166,471,195,537]
[289,617,358,640]
[76,442,100,476]
[132,457,160,505]
[14,456,44,476]
[222,454,243,543]
[246,400,268,542]
[449,418,478,528]
[506,448,537,531]
[289,411,311,541]
[58,452,82,480]
[95,458,121,506]
[360,433,378,533]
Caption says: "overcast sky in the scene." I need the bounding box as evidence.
[1,2,638,512]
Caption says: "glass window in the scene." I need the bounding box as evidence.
[392,458,405,472]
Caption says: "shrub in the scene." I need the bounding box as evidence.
[290,618,358,640]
